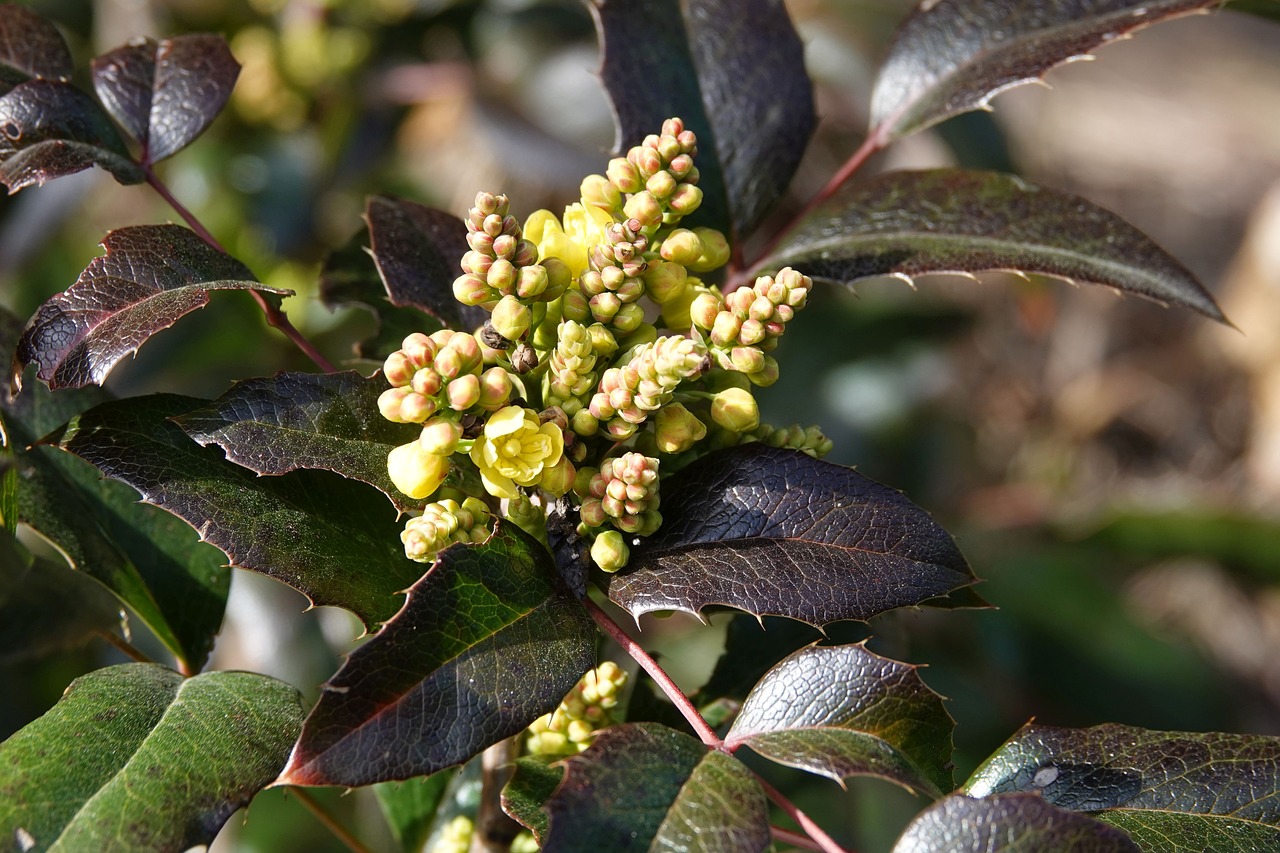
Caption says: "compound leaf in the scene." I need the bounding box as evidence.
[0,663,303,853]
[605,444,975,626]
[542,722,770,853]
[591,0,814,240]
[760,169,1224,322]
[893,793,1142,853]
[725,643,954,797]
[278,523,596,787]
[91,34,239,164]
[13,225,288,391]
[870,0,1223,142]
[965,723,1280,852]
[0,4,72,91]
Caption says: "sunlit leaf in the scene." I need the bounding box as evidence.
[0,4,72,92]
[893,793,1142,853]
[502,755,563,843]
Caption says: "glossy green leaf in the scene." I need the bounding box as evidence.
[174,370,420,512]
[725,643,953,797]
[502,755,563,843]
[591,0,814,239]
[605,444,976,626]
[542,722,770,853]
[870,0,1223,142]
[760,169,1224,322]
[279,523,596,787]
[0,4,72,92]
[966,724,1280,852]
[0,663,304,853]
[374,772,451,853]
[893,793,1142,853]
[54,393,422,628]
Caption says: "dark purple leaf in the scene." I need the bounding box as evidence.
[0,79,143,190]
[91,34,239,164]
[278,522,596,787]
[12,225,287,391]
[591,0,814,240]
[0,4,72,92]
[760,169,1224,322]
[893,793,1142,853]
[366,195,487,333]
[605,444,976,626]
[173,370,421,512]
[870,0,1223,142]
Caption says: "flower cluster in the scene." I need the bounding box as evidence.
[524,662,628,757]
[402,497,491,564]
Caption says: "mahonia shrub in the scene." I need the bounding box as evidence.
[1,2,1278,852]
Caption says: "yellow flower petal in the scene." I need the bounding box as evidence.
[388,441,449,500]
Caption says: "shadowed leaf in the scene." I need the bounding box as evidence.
[725,643,954,797]
[893,793,1142,853]
[502,756,563,843]
[279,523,596,787]
[591,0,814,240]
[174,371,421,512]
[965,723,1280,852]
[91,34,239,164]
[870,0,1223,142]
[0,663,303,853]
[13,225,288,391]
[760,169,1224,322]
[0,4,72,92]
[375,773,451,853]
[605,444,975,626]
[542,722,770,853]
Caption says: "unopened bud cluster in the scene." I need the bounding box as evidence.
[586,335,709,440]
[402,497,492,563]
[753,423,834,458]
[691,267,813,386]
[427,816,473,853]
[525,662,628,757]
[578,452,662,540]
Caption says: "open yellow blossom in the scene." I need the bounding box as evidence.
[469,406,565,499]
[387,441,450,500]
[523,203,613,278]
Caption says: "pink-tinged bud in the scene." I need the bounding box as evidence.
[500,214,521,236]
[590,293,622,323]
[725,288,754,317]
[710,312,742,347]
[383,352,415,387]
[579,497,607,528]
[461,251,494,275]
[517,264,549,300]
[623,191,662,232]
[689,228,730,271]
[601,267,626,291]
[514,239,539,268]
[654,403,706,453]
[615,278,645,303]
[729,346,765,374]
[711,387,760,432]
[607,157,643,193]
[634,146,663,178]
[749,297,774,322]
[487,258,517,294]
[657,133,682,162]
[661,117,684,138]
[589,324,619,356]
[419,417,462,455]
[539,455,576,497]
[450,334,483,373]
[387,441,450,500]
[646,170,677,200]
[408,365,440,396]
[401,332,436,364]
[676,129,697,152]
[667,183,702,216]
[478,367,513,410]
[434,347,463,380]
[581,174,622,210]
[689,292,723,330]
[492,234,517,260]
[659,229,705,266]
[668,153,694,179]
[738,319,767,346]
[561,289,590,322]
[492,295,532,341]
[474,191,503,216]
[447,373,482,410]
[467,232,494,254]
[542,258,572,300]
[605,419,638,440]
[747,355,780,387]
[580,271,606,297]
[611,303,645,333]
[572,408,600,437]
[378,387,411,422]
[399,392,437,423]
[482,213,504,238]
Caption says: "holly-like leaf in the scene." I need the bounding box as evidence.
[174,371,421,512]
[374,773,451,853]
[0,4,73,92]
[13,225,289,391]
[965,723,1280,852]
[0,79,143,190]
[0,663,304,853]
[542,722,770,853]
[91,34,239,164]
[870,0,1223,143]
[502,756,563,843]
[725,643,954,797]
[605,444,975,626]
[366,195,487,333]
[759,169,1224,322]
[591,0,814,240]
[278,522,596,787]
[54,393,422,628]
[892,793,1142,853]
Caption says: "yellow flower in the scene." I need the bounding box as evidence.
[387,441,450,500]
[523,203,614,278]
[469,406,565,499]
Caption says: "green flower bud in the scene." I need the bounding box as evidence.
[590,292,622,323]
[643,259,688,304]
[561,288,590,322]
[539,455,576,497]
[688,227,730,271]
[654,403,707,453]
[452,273,491,307]
[542,257,572,301]
[646,170,677,199]
[711,387,760,432]
[492,295,532,340]
[729,345,765,374]
[611,302,645,333]
[516,264,549,300]
[710,312,742,347]
[487,258,516,294]
[572,408,600,437]
[581,174,622,211]
[591,530,630,572]
[589,324,619,357]
[746,355,780,387]
[659,228,705,266]
[447,373,481,410]
[667,183,703,217]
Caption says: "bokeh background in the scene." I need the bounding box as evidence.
[3,1,1280,850]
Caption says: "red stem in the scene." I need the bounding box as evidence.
[756,776,851,853]
[142,164,338,374]
[772,825,825,852]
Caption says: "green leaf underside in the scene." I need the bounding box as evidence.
[870,0,1224,142]
[605,444,975,626]
[279,523,596,787]
[54,393,421,627]
[13,225,289,390]
[0,663,303,853]
[965,723,1280,851]
[0,5,73,90]
[725,644,954,797]
[91,34,239,164]
[0,79,142,190]
[591,0,814,240]
[502,756,563,842]
[542,722,770,853]
[893,793,1142,853]
[175,370,421,512]
[374,772,451,853]
[761,169,1224,322]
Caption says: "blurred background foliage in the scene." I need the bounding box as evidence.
[3,0,1280,850]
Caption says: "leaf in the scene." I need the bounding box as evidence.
[605,444,976,626]
[374,772,451,853]
[759,169,1225,322]
[542,722,770,853]
[724,643,954,797]
[1229,0,1280,22]
[965,723,1280,852]
[365,195,487,333]
[174,370,421,512]
[697,614,826,709]
[502,756,563,843]
[591,0,814,241]
[869,0,1223,143]
[91,34,239,164]
[278,522,597,787]
[54,393,423,627]
[892,793,1142,853]
[0,4,73,92]
[0,663,304,853]
[13,225,289,391]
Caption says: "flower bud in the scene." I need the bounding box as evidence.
[581,174,622,211]
[447,373,482,410]
[689,291,723,330]
[399,392,437,423]
[623,191,662,233]
[383,352,416,387]
[492,295,532,341]
[589,324,619,357]
[477,366,514,410]
[591,530,630,573]
[711,387,760,432]
[689,227,730,271]
[516,264,549,300]
[667,183,703,217]
[410,367,442,396]
[747,355,780,387]
[492,233,518,261]
[378,387,411,422]
[388,441,450,500]
[561,288,590,322]
[729,346,765,374]
[646,170,677,199]
[453,273,491,306]
[659,229,705,266]
[653,403,707,453]
[590,292,622,323]
[542,257,572,301]
[606,157,643,193]
[487,258,516,294]
[572,408,600,437]
[611,302,645,333]
[419,417,462,455]
[539,455,576,497]
[642,260,688,304]
[710,312,742,347]
[434,346,463,380]
[514,239,539,268]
